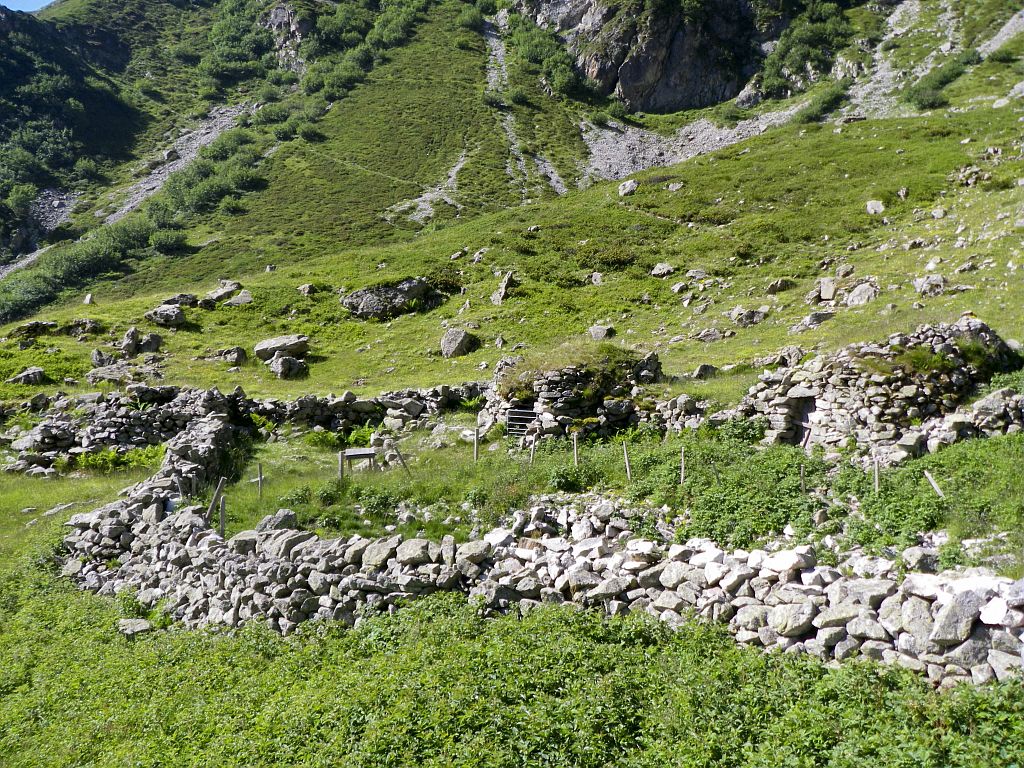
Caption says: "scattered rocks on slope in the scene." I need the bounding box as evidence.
[441,328,480,359]
[254,335,309,362]
[144,304,186,328]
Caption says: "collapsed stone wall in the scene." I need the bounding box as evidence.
[2,383,484,477]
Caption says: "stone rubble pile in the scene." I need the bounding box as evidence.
[2,387,239,477]
[735,316,1021,462]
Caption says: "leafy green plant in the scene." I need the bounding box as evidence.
[548,462,599,492]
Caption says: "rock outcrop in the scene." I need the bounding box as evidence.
[517,0,783,112]
[340,277,445,320]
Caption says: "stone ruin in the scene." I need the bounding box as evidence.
[3,315,1024,686]
[735,315,1024,464]
[480,351,663,439]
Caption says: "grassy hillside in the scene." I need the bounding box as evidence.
[0,90,1021,402]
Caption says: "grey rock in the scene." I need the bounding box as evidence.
[342,277,443,320]
[768,603,817,637]
[145,304,186,328]
[440,328,480,359]
[268,352,307,379]
[254,335,309,361]
[6,366,45,385]
[118,618,153,637]
[363,535,402,569]
[456,540,492,564]
[930,591,984,646]
[396,538,433,566]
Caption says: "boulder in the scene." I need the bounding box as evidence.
[268,352,307,379]
[224,290,253,306]
[491,272,517,306]
[363,535,402,569]
[440,328,479,359]
[6,366,45,385]
[589,324,616,340]
[912,275,946,297]
[144,304,186,328]
[254,335,309,361]
[766,277,795,294]
[846,282,880,307]
[456,540,492,564]
[618,179,638,197]
[341,277,442,320]
[930,591,984,646]
[396,538,433,566]
[206,280,242,302]
[650,262,675,278]
[866,200,885,215]
[118,618,153,637]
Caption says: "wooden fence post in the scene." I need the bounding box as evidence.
[923,470,945,498]
[873,454,880,494]
[394,447,412,477]
[337,451,344,481]
[257,462,264,500]
[473,428,479,463]
[679,445,686,486]
[572,432,579,468]
[218,495,226,538]
[529,438,537,466]
[800,464,806,494]
[622,442,632,482]
[206,476,227,522]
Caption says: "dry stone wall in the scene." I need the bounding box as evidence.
[61,423,1024,688]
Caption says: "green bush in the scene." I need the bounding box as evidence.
[76,445,165,474]
[794,79,849,123]
[549,462,600,492]
[303,430,345,451]
[149,228,187,254]
[904,49,981,109]
[761,1,851,97]
[456,5,484,31]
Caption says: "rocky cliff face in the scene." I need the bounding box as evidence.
[517,0,781,112]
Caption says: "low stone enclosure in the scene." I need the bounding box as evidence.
[61,410,1024,689]
[5,315,1024,686]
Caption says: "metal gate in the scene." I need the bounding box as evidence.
[505,408,538,437]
